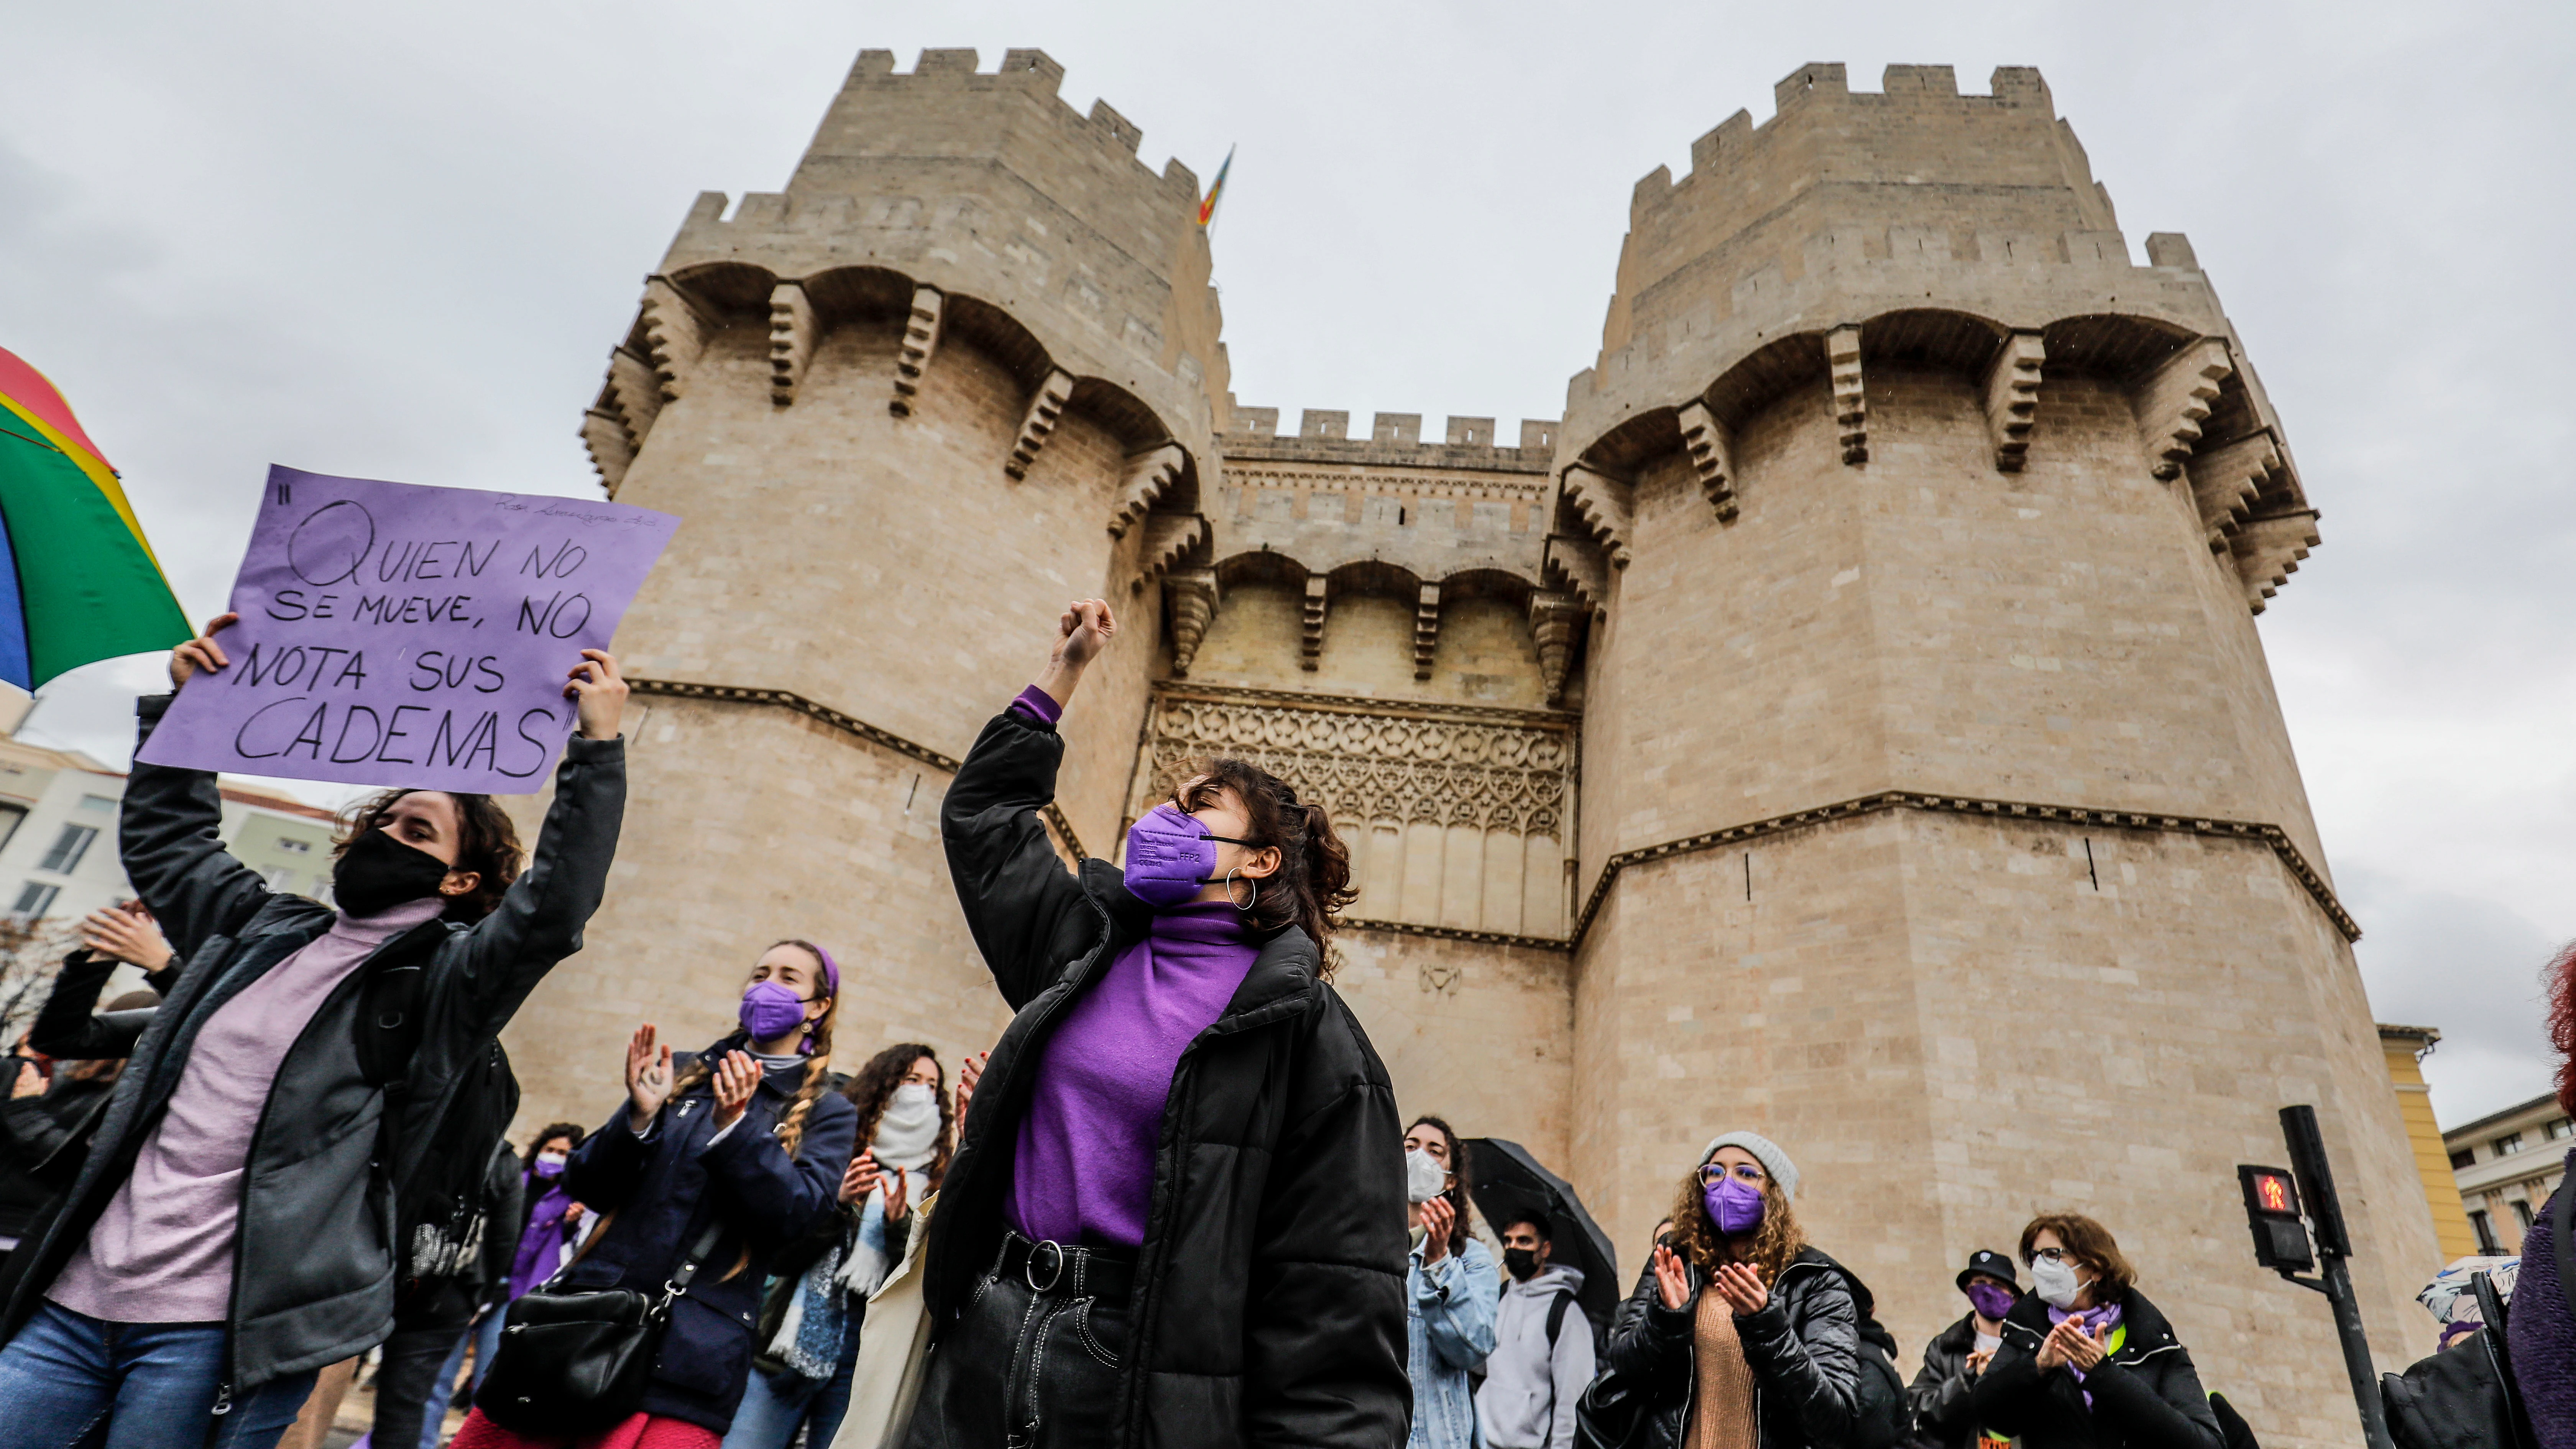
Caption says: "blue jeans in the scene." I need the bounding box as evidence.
[0,1300,317,1449]
[721,1304,864,1449]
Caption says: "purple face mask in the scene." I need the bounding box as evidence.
[739,980,810,1043]
[1123,802,1258,908]
[1966,1281,2017,1320]
[1704,1174,1766,1235]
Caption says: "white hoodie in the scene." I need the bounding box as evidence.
[1475,1263,1594,1449]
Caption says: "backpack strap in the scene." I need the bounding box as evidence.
[1545,1288,1572,1350]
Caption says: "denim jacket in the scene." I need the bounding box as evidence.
[1409,1234,1499,1449]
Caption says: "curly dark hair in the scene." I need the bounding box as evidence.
[333,789,524,921]
[524,1122,586,1171]
[1172,759,1356,955]
[1668,1152,1806,1286]
[1408,1115,1474,1260]
[842,1043,952,1189]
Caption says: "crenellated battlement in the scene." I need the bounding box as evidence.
[1223,407,1557,472]
[831,48,1200,199]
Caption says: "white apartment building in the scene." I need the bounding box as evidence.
[0,733,339,927]
[2444,1091,2575,1255]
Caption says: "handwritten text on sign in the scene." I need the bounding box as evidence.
[138,465,678,792]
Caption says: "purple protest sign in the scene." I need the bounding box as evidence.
[138,465,678,792]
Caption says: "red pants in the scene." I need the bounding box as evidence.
[448,1407,722,1449]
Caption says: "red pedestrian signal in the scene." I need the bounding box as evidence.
[2237,1163,2314,1273]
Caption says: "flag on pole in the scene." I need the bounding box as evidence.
[0,347,190,690]
[1197,145,1235,229]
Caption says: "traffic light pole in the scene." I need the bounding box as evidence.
[2277,1106,2395,1449]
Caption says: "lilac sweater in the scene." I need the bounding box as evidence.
[50,895,448,1323]
[1003,687,1260,1248]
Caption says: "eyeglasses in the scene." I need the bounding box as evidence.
[2031,1246,2082,1265]
[1699,1163,1765,1187]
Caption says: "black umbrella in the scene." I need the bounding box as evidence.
[1460,1137,1621,1330]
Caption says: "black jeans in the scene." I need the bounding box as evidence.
[905,1235,1132,1449]
[371,1281,476,1449]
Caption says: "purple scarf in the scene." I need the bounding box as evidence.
[2045,1301,2126,1409]
[508,1171,576,1302]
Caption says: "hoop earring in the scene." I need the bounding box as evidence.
[1224,867,1258,912]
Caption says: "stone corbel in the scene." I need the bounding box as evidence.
[1109,444,1187,538]
[2182,433,2282,550]
[1827,324,1867,464]
[891,286,943,417]
[640,278,709,401]
[580,408,634,495]
[1413,585,1441,680]
[1005,369,1076,480]
[1543,534,1612,617]
[1983,332,2045,472]
[1165,570,1219,676]
[1300,576,1329,671]
[606,347,664,445]
[1527,591,1585,706]
[1561,464,1633,567]
[1135,514,1206,590]
[2228,510,2321,614]
[1675,401,1738,519]
[768,282,816,406]
[2134,338,2234,480]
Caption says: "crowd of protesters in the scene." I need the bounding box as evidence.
[0,598,2563,1449]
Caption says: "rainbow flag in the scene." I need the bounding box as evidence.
[0,347,189,690]
[1197,145,1234,229]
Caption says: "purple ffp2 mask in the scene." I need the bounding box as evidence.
[1705,1175,1766,1235]
[739,980,810,1043]
[1124,803,1220,907]
[1966,1281,2017,1319]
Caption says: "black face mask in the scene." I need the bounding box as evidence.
[332,828,453,918]
[1503,1247,1539,1280]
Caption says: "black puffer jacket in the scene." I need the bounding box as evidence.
[1969,1290,2221,1449]
[928,706,1410,1449]
[0,693,624,1395]
[1601,1246,1866,1449]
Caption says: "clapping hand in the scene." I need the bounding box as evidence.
[884,1164,911,1221]
[1652,1243,1692,1311]
[1713,1261,1768,1316]
[81,904,172,973]
[1965,1349,1993,1378]
[624,1025,673,1132]
[2036,1318,2108,1372]
[841,1148,883,1205]
[709,1050,760,1130]
[1417,1194,1455,1264]
[956,1050,986,1123]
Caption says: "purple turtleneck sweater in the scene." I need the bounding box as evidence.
[1006,682,1259,1248]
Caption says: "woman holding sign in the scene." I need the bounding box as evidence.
[905,598,1409,1449]
[0,613,630,1449]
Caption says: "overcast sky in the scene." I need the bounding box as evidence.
[3,1,2569,1125]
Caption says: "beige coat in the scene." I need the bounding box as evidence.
[830,1191,937,1449]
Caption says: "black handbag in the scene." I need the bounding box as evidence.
[474,1219,724,1436]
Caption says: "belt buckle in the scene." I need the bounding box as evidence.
[1025,1239,1066,1293]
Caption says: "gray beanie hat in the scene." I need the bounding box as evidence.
[1700,1131,1799,1201]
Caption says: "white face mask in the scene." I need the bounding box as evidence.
[535,1151,568,1169]
[892,1082,936,1107]
[2029,1255,2088,1310]
[1405,1148,1448,1205]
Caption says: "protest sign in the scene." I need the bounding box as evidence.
[138,465,678,793]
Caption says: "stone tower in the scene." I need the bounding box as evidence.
[513,52,2433,1447]
[1550,63,2423,1444]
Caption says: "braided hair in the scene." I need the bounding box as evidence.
[667,939,839,1159]
[1174,759,1357,958]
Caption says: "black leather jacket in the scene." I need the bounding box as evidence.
[1906,1312,1992,1449]
[928,706,1411,1449]
[1600,1245,1865,1449]
[0,693,624,1396]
